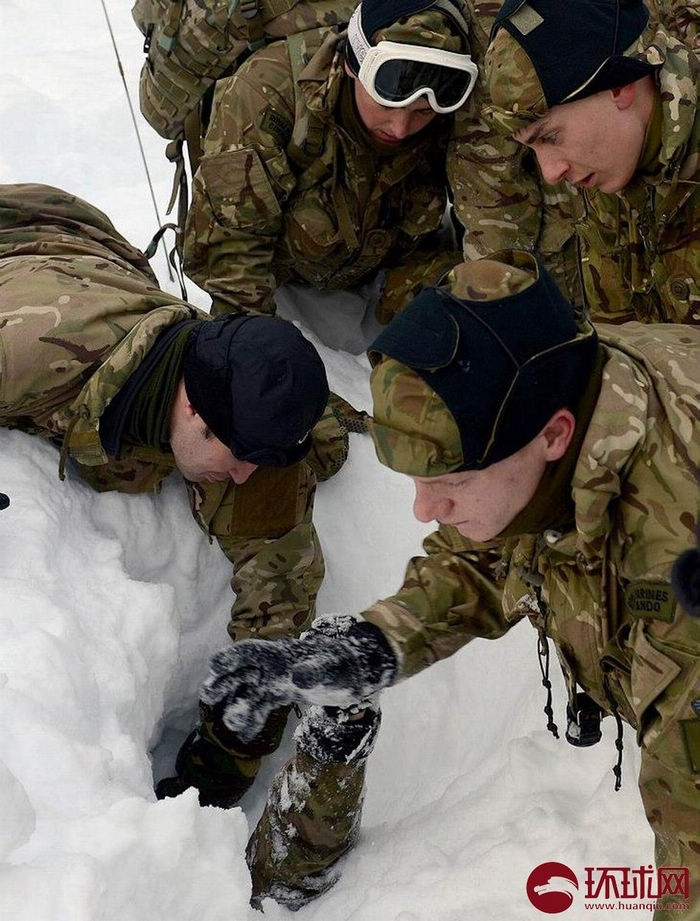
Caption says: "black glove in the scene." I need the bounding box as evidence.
[200,615,397,743]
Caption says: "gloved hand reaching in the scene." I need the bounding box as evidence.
[200,615,398,742]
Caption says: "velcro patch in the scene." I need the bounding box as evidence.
[509,4,544,35]
[625,580,676,622]
[258,108,293,145]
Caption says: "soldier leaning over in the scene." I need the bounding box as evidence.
[484,0,698,324]
[183,0,480,350]
[0,182,334,806]
[200,253,699,914]
[447,0,584,305]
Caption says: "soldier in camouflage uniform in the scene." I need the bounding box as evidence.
[484,0,698,324]
[0,182,335,807]
[182,0,481,346]
[158,0,490,806]
[200,252,699,916]
[446,0,584,305]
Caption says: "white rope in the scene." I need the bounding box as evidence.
[99,0,175,281]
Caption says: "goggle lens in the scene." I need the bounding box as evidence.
[373,58,474,109]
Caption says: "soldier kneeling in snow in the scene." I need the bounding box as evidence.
[201,252,699,917]
[0,182,349,806]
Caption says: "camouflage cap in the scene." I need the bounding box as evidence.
[484,0,657,136]
[374,8,466,53]
[346,0,470,73]
[369,251,599,476]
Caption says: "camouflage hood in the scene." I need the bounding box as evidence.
[295,28,347,119]
[484,12,695,159]
[570,321,700,552]
[368,251,598,475]
[0,183,201,470]
[0,183,159,283]
[62,304,198,469]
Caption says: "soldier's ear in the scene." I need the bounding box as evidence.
[610,83,637,111]
[344,61,357,79]
[541,409,576,462]
[177,380,199,419]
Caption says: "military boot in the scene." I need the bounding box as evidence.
[156,703,290,808]
[247,702,381,910]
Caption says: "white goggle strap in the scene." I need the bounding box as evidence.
[347,5,371,69]
[348,0,473,67]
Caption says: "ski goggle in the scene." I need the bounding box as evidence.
[348,8,478,114]
[358,41,478,113]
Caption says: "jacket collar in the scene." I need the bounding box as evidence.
[60,304,198,468]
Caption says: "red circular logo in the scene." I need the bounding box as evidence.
[526,862,579,914]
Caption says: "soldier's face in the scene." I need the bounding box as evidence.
[351,76,437,145]
[514,83,650,194]
[409,411,574,541]
[170,382,258,485]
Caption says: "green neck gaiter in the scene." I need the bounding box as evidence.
[100,320,200,457]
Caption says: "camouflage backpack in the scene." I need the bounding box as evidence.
[132,0,357,275]
[132,0,356,168]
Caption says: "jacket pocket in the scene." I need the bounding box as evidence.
[200,148,282,231]
[629,625,682,742]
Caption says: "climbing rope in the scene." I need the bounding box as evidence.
[99,0,174,281]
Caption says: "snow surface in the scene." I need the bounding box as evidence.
[0,3,655,920]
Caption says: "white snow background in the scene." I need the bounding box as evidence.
[0,3,655,920]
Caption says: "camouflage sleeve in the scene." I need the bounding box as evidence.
[633,610,700,915]
[361,525,516,677]
[447,96,583,306]
[187,464,324,641]
[651,0,699,43]
[375,246,463,324]
[183,46,297,317]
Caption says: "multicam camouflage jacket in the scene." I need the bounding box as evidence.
[448,0,584,306]
[481,7,698,325]
[363,321,698,723]
[0,184,322,641]
[573,21,698,324]
[362,320,700,903]
[183,27,452,317]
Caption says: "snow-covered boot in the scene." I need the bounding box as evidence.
[246,701,380,910]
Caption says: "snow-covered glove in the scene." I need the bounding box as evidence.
[200,615,398,743]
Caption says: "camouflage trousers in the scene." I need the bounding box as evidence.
[244,623,700,915]
[157,392,371,804]
[274,248,463,354]
[247,703,381,910]
[244,689,700,918]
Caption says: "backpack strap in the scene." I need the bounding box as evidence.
[237,0,266,51]
[157,0,186,52]
[286,28,334,166]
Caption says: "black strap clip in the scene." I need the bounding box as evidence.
[566,692,603,747]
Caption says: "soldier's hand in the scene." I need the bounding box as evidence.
[200,615,397,742]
